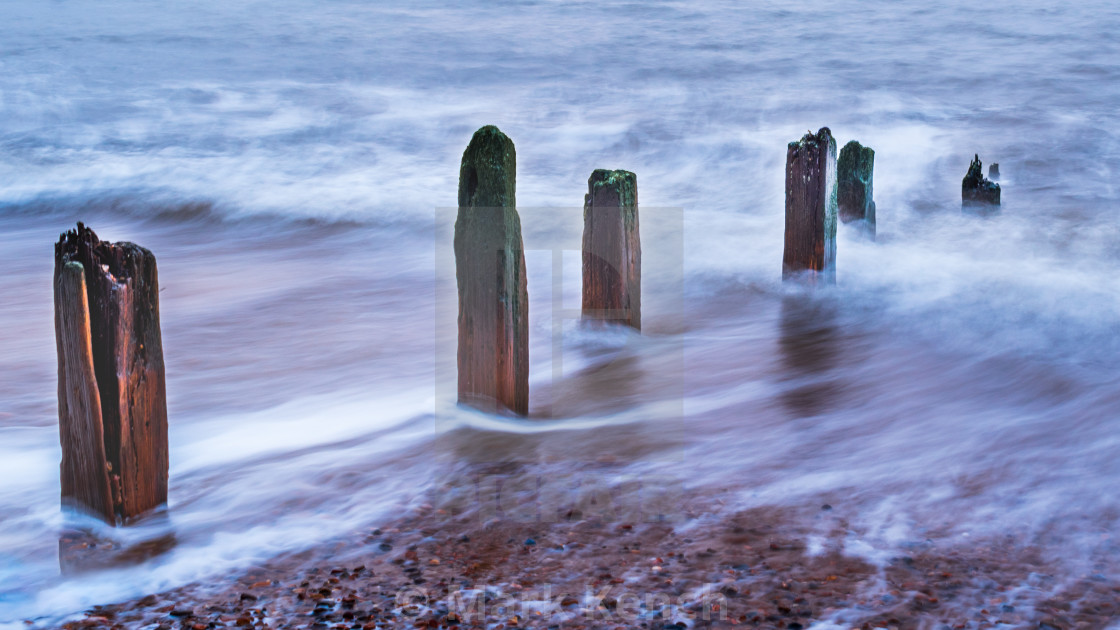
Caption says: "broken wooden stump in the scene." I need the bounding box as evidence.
[582,169,640,330]
[962,154,1001,210]
[837,140,876,238]
[54,223,168,525]
[783,127,837,284]
[454,125,529,416]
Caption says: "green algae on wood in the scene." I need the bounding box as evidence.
[783,127,837,285]
[582,169,640,330]
[55,223,169,525]
[962,154,1001,211]
[837,140,876,238]
[454,126,529,416]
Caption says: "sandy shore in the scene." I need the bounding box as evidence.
[50,490,1120,630]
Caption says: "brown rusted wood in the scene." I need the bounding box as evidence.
[783,127,837,284]
[454,126,529,416]
[55,261,115,523]
[54,223,169,524]
[582,169,640,330]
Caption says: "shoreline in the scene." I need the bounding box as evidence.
[47,493,1120,630]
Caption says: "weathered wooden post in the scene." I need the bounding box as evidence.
[54,223,168,524]
[582,169,640,330]
[783,127,837,284]
[454,125,529,416]
[962,154,1000,210]
[837,140,875,238]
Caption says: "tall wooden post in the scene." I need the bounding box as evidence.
[582,169,640,330]
[837,140,875,238]
[962,154,1000,210]
[783,127,837,284]
[54,223,168,524]
[454,125,529,416]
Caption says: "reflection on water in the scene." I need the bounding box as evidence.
[59,521,176,576]
[778,295,841,418]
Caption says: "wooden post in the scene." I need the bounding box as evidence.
[962,154,1001,209]
[783,127,837,284]
[837,140,876,238]
[582,169,640,330]
[454,126,529,416]
[54,223,169,524]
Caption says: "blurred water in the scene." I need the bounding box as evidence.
[2,0,1120,625]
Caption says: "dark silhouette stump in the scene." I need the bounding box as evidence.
[582,169,640,330]
[454,126,529,416]
[963,154,1001,210]
[837,140,876,238]
[54,223,168,525]
[783,128,837,284]
[988,163,1000,181]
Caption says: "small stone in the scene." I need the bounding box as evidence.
[169,610,192,618]
[821,504,832,511]
[524,538,536,546]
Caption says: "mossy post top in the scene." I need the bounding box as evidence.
[838,140,875,182]
[587,169,637,207]
[962,153,1001,208]
[963,154,999,192]
[458,125,516,209]
[788,127,836,157]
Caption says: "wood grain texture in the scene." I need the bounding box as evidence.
[54,261,115,523]
[783,127,837,285]
[454,126,529,416]
[55,223,168,524]
[582,169,640,330]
